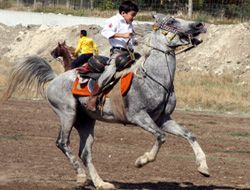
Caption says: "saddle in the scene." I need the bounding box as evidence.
[72,54,134,97]
[76,55,109,80]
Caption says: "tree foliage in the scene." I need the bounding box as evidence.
[2,0,249,20]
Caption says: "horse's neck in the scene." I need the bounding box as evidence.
[143,32,176,80]
[62,48,73,66]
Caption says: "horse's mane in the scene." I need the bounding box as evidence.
[64,44,75,56]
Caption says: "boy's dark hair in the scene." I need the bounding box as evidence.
[80,30,87,36]
[119,0,139,14]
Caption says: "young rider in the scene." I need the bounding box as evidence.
[86,1,139,111]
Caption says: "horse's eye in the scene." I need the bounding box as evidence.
[167,19,175,25]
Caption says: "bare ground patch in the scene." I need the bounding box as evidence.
[0,100,249,190]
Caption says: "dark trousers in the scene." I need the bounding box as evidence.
[71,53,93,69]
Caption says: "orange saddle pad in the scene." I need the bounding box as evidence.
[72,73,133,96]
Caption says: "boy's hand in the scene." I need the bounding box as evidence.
[113,32,133,38]
[123,32,133,38]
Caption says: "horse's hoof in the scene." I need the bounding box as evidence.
[76,173,87,185]
[135,158,144,168]
[157,133,166,143]
[97,182,116,190]
[135,153,149,168]
[198,166,210,177]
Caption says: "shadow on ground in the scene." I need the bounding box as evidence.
[77,180,247,190]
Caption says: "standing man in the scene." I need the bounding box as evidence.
[71,30,98,69]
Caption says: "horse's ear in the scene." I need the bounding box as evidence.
[62,41,66,45]
[152,13,166,22]
[151,12,157,19]
[58,42,61,47]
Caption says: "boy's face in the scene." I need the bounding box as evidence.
[121,11,137,24]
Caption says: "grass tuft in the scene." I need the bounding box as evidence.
[175,72,250,114]
[0,134,23,141]
[230,132,250,137]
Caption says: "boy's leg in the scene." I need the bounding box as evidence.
[97,50,120,89]
[97,64,116,88]
[71,54,93,69]
[85,50,120,111]
[79,54,93,67]
[71,55,83,69]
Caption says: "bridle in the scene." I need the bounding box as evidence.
[132,17,191,109]
[128,17,202,94]
[137,18,186,94]
[156,17,192,36]
[138,16,200,94]
[154,16,196,54]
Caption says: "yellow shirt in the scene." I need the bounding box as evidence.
[75,36,99,55]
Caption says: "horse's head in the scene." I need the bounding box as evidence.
[51,42,65,59]
[151,13,206,49]
[51,41,75,59]
[51,41,75,71]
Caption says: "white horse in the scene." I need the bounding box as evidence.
[3,14,209,189]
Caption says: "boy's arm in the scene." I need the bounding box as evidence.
[101,21,117,39]
[102,27,132,39]
[101,18,132,39]
[74,39,82,55]
[93,41,99,55]
[101,17,132,39]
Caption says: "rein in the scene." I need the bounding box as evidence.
[139,45,174,114]
[140,44,175,94]
[138,17,198,92]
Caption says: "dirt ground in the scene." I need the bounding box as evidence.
[0,99,249,190]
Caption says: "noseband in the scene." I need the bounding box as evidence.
[154,17,202,55]
[155,17,193,40]
[141,18,196,92]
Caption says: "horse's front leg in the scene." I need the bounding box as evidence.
[135,139,162,168]
[161,118,210,177]
[131,111,166,168]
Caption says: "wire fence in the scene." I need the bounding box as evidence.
[2,0,250,21]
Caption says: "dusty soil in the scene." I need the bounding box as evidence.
[1,21,250,80]
[0,99,249,190]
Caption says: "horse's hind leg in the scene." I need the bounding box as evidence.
[75,115,115,190]
[131,111,166,168]
[48,92,87,184]
[55,114,87,184]
[161,118,210,177]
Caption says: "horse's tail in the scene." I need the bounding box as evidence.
[2,56,57,101]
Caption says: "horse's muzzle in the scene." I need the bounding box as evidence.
[191,22,207,35]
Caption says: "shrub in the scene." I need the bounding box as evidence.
[0,0,12,9]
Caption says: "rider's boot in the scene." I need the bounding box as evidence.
[85,81,101,111]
